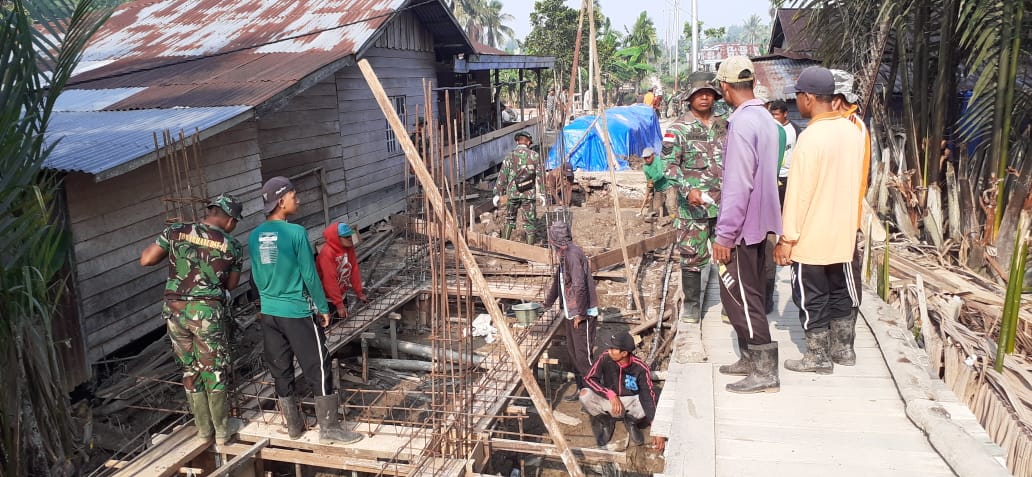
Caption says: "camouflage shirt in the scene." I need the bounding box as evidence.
[156,222,243,301]
[495,144,543,199]
[663,110,729,220]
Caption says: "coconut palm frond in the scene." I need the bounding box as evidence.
[0,1,112,476]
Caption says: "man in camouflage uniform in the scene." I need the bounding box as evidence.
[140,194,244,445]
[494,131,545,244]
[663,72,729,323]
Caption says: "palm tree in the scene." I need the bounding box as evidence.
[1,1,112,476]
[624,11,662,63]
[480,0,515,48]
[453,0,515,48]
[741,14,767,46]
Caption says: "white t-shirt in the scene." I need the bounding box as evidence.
[778,121,797,178]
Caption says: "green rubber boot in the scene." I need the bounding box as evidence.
[185,390,213,441]
[208,390,240,445]
[501,224,514,240]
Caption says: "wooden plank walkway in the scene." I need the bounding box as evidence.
[654,266,998,477]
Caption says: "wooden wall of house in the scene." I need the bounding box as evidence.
[259,10,437,238]
[67,120,264,363]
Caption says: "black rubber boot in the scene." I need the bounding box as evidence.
[278,396,305,440]
[186,390,214,440]
[314,394,363,445]
[785,328,834,374]
[726,342,780,394]
[764,278,776,314]
[830,310,857,366]
[719,337,752,376]
[590,414,615,448]
[679,270,702,323]
[623,417,645,447]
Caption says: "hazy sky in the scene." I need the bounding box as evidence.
[503,0,775,43]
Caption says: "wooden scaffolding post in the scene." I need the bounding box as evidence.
[585,0,646,318]
[358,59,585,477]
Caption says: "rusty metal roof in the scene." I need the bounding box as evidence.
[45,0,475,177]
[752,56,820,101]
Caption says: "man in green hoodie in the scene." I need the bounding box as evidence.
[249,176,362,445]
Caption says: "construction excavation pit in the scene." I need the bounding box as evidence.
[88,86,678,477]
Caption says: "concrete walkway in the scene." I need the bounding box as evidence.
[652,266,998,477]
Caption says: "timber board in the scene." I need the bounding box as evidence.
[111,426,209,477]
[657,264,958,476]
[237,411,430,461]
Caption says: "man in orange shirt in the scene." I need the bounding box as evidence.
[775,67,865,375]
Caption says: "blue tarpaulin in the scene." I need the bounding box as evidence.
[547,104,663,172]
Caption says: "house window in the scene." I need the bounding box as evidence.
[386,95,407,154]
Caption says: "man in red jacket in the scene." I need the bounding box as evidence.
[317,222,368,318]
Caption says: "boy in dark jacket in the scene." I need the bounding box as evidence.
[542,221,599,402]
[581,331,659,449]
[316,222,367,318]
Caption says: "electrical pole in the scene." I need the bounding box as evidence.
[691,0,698,72]
[674,0,680,89]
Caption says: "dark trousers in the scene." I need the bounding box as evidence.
[790,262,854,331]
[718,242,772,347]
[564,316,597,380]
[850,231,864,309]
[261,314,334,398]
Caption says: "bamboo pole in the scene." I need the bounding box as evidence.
[357,60,584,477]
[564,2,586,122]
[585,0,645,317]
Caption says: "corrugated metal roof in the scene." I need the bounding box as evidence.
[53,88,146,111]
[44,0,476,177]
[753,56,820,101]
[43,107,251,176]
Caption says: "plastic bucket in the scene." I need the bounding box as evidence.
[511,302,542,325]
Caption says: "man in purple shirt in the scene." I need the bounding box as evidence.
[712,56,783,394]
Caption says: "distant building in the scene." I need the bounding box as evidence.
[699,43,763,71]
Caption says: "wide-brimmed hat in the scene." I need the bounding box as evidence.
[830,69,859,104]
[684,71,722,101]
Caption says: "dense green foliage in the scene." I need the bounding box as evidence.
[0,1,111,475]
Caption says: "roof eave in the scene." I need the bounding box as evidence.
[91,108,255,182]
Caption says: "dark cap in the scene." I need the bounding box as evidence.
[562,161,574,178]
[784,66,835,96]
[604,331,636,352]
[207,193,243,220]
[261,176,295,215]
[514,131,533,142]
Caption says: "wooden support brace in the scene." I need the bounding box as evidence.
[589,230,676,271]
[209,438,269,477]
[359,60,585,477]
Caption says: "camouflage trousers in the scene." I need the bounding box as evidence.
[504,197,538,237]
[164,300,229,393]
[674,217,716,272]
